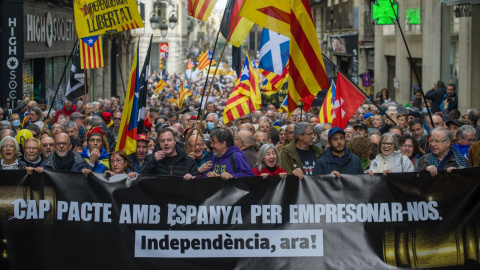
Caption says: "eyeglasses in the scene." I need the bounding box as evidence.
[429,139,447,144]
[381,142,394,146]
[304,132,315,136]
[291,115,299,118]
[42,143,54,147]
[401,144,414,148]
[56,142,68,147]
[113,118,121,121]
[110,159,124,164]
[189,143,204,148]
[2,144,15,149]
[25,147,38,151]
[460,137,475,143]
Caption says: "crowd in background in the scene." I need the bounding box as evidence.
[0,75,478,181]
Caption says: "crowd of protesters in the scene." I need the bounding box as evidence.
[0,75,477,180]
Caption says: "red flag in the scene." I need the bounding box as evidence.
[332,73,365,129]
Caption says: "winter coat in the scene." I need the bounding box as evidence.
[280,140,323,174]
[313,148,363,175]
[417,151,469,172]
[41,151,92,172]
[424,87,447,113]
[252,166,286,176]
[204,146,254,178]
[369,151,414,173]
[0,159,27,170]
[80,147,110,173]
[242,146,258,169]
[140,144,200,177]
[52,104,78,124]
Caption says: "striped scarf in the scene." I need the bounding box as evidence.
[428,147,467,169]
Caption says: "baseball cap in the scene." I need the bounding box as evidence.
[353,123,368,130]
[328,127,346,139]
[137,134,149,142]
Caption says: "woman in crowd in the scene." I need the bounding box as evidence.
[28,106,44,129]
[380,88,391,104]
[80,127,110,172]
[366,133,414,175]
[277,127,286,147]
[398,134,424,169]
[0,136,27,170]
[22,137,43,167]
[347,136,372,171]
[257,121,271,135]
[9,113,22,136]
[106,150,137,179]
[396,113,408,131]
[252,144,287,179]
[371,114,384,131]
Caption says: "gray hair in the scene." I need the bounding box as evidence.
[432,127,454,147]
[0,136,20,158]
[456,125,476,139]
[30,106,43,120]
[320,129,329,146]
[294,122,312,139]
[0,120,11,131]
[88,116,103,126]
[379,132,400,151]
[206,113,219,122]
[92,101,100,107]
[256,144,281,171]
[314,123,324,134]
[64,121,78,130]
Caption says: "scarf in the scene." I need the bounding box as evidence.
[53,151,75,171]
[428,147,468,169]
[375,153,393,173]
[1,159,19,170]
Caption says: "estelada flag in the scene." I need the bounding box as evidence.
[332,73,366,129]
[220,0,254,47]
[74,0,144,38]
[319,80,336,123]
[188,0,218,21]
[177,74,192,108]
[115,43,139,155]
[80,36,104,69]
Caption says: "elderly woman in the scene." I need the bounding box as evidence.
[22,137,43,167]
[398,134,424,169]
[28,106,44,129]
[366,133,414,175]
[105,151,137,179]
[0,136,27,170]
[252,144,287,179]
[257,121,271,134]
[80,127,110,172]
[9,113,21,135]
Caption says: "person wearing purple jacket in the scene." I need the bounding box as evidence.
[206,128,255,180]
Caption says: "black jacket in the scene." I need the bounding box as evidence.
[424,87,446,113]
[313,148,363,175]
[140,144,200,177]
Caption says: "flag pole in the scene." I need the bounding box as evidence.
[197,31,221,120]
[115,42,127,98]
[321,53,396,125]
[84,69,88,105]
[42,38,78,132]
[387,0,433,126]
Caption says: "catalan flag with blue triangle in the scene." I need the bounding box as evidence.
[319,79,336,123]
[272,120,281,130]
[177,73,192,108]
[278,95,289,114]
[79,35,104,69]
[155,73,168,94]
[115,43,139,155]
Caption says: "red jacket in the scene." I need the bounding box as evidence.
[52,104,78,124]
[252,166,286,176]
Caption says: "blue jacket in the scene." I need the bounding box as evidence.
[80,147,110,172]
[205,146,254,178]
[128,154,144,173]
[313,148,363,175]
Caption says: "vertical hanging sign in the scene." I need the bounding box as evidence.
[1,0,24,107]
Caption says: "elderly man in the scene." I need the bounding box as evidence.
[417,127,469,176]
[276,124,294,154]
[254,131,269,146]
[205,113,219,134]
[205,128,254,180]
[187,133,213,175]
[313,127,363,178]
[140,127,199,180]
[453,125,476,159]
[353,123,368,138]
[128,134,150,173]
[280,122,323,178]
[109,111,122,142]
[40,136,55,159]
[234,130,257,168]
[70,112,86,139]
[64,121,79,139]
[41,133,91,171]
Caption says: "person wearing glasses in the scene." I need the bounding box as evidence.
[453,125,476,159]
[398,134,424,169]
[41,133,91,172]
[366,133,414,176]
[40,136,55,159]
[0,136,27,170]
[186,133,213,176]
[21,137,44,168]
[417,127,469,176]
[281,122,323,179]
[105,150,137,179]
[109,111,122,142]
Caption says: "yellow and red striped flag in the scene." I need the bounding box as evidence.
[223,56,261,124]
[188,0,218,21]
[155,73,168,95]
[260,61,289,96]
[79,35,104,69]
[238,0,290,37]
[319,80,335,123]
[177,74,192,108]
[115,43,139,155]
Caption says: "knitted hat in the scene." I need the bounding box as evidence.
[101,112,112,122]
[87,127,104,140]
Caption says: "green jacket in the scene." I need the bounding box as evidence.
[280,139,324,174]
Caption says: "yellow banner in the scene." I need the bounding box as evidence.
[74,0,144,38]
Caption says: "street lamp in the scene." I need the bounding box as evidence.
[149,0,177,37]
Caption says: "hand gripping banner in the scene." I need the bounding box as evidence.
[74,0,145,38]
[1,168,480,269]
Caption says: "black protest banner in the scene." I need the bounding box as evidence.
[1,167,480,269]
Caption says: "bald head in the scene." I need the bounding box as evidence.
[238,123,255,133]
[235,130,254,150]
[369,134,381,146]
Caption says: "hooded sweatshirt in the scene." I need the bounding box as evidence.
[206,146,254,178]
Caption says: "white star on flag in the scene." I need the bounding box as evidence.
[88,38,94,44]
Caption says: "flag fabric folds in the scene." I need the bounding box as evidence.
[65,46,85,101]
[177,74,192,108]
[258,29,289,74]
[238,0,290,37]
[155,73,168,95]
[332,72,366,129]
[197,50,216,70]
[187,58,195,70]
[220,0,254,47]
[277,95,289,113]
[188,0,218,21]
[115,44,139,155]
[80,35,104,69]
[272,120,282,130]
[318,80,336,123]
[287,0,329,113]
[223,56,261,124]
[260,62,289,95]
[137,35,153,134]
